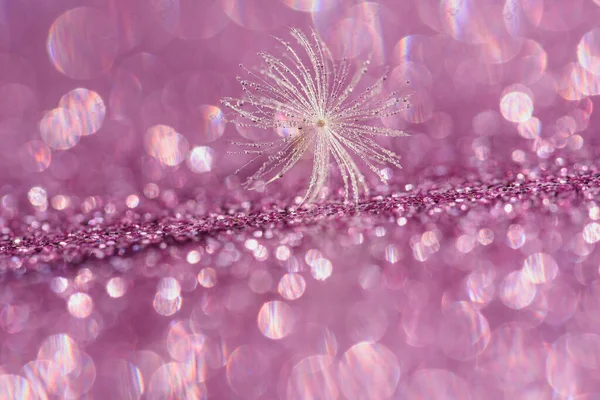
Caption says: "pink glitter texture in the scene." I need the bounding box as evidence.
[1,0,600,399]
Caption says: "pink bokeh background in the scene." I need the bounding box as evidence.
[1,0,600,398]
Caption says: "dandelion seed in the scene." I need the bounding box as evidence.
[221,28,411,205]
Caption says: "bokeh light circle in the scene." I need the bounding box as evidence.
[577,28,600,76]
[257,300,296,340]
[39,108,82,150]
[338,342,400,400]
[522,253,559,284]
[278,273,306,300]
[144,125,189,167]
[226,345,271,399]
[0,375,38,399]
[280,0,341,12]
[67,292,94,318]
[439,0,493,44]
[286,355,339,399]
[20,141,52,172]
[196,105,226,142]
[47,7,118,79]
[500,91,534,123]
[58,88,106,136]
[400,368,471,399]
[187,146,214,173]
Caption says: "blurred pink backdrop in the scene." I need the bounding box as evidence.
[1,0,600,398]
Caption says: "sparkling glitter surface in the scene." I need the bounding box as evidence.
[2,0,600,398]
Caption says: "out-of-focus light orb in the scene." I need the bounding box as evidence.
[393,35,430,65]
[50,276,69,294]
[311,258,333,281]
[501,270,536,309]
[106,277,127,298]
[583,222,600,244]
[522,253,559,284]
[0,304,29,333]
[503,0,544,38]
[51,194,71,210]
[157,277,181,300]
[286,355,339,399]
[338,342,400,400]
[512,149,526,163]
[37,333,81,373]
[67,292,94,318]
[197,267,217,288]
[456,234,477,253]
[144,124,189,167]
[20,141,52,172]
[144,183,160,199]
[281,0,340,12]
[226,345,271,398]
[569,134,584,150]
[577,29,600,76]
[187,250,201,264]
[478,228,494,245]
[187,146,214,173]
[75,268,94,289]
[400,368,471,399]
[589,205,600,220]
[506,224,526,249]
[59,88,106,136]
[153,292,182,316]
[126,194,140,209]
[47,7,118,79]
[439,0,492,44]
[276,245,291,261]
[561,62,600,99]
[517,117,541,139]
[39,108,82,150]
[197,105,225,142]
[257,300,296,340]
[108,360,145,400]
[28,186,47,207]
[278,273,306,300]
[0,375,37,399]
[500,91,534,123]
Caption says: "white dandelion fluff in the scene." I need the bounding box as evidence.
[221,28,411,205]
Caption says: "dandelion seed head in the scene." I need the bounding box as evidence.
[221,28,411,205]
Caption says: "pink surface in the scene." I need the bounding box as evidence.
[1,0,600,398]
